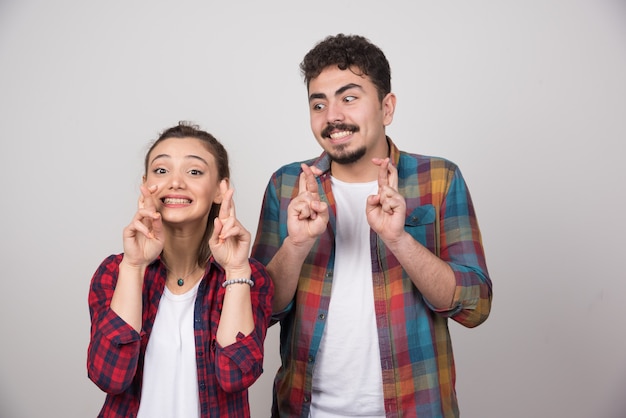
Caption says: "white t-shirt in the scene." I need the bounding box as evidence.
[137,280,201,418]
[310,177,385,418]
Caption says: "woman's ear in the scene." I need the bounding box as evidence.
[142,175,147,184]
[214,178,230,204]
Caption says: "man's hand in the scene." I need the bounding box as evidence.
[366,157,407,245]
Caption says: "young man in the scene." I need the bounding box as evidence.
[252,33,493,418]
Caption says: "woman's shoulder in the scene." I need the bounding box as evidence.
[95,253,124,273]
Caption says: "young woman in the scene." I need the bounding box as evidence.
[87,122,273,418]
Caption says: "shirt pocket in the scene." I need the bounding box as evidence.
[404,204,437,254]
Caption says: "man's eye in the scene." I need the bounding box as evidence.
[344,95,356,103]
[312,103,325,111]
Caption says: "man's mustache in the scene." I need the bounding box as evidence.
[321,123,359,138]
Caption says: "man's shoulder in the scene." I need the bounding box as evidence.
[397,149,459,171]
[273,159,306,173]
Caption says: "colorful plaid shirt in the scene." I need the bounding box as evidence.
[251,138,492,418]
[87,254,273,418]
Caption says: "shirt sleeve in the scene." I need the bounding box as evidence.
[86,254,142,394]
[251,172,284,266]
[214,258,274,392]
[429,165,493,327]
[251,172,295,323]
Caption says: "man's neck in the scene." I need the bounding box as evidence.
[330,159,379,183]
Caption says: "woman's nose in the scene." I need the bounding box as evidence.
[169,172,185,189]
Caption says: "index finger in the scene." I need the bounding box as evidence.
[300,163,319,194]
[373,157,398,190]
[376,158,390,189]
[386,160,398,190]
[218,183,235,220]
[139,184,158,211]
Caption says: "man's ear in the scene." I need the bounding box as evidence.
[382,92,397,126]
[214,178,230,204]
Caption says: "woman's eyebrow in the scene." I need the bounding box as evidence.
[150,153,170,165]
[150,154,209,166]
[186,155,209,166]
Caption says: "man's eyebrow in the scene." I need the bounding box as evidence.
[308,92,327,102]
[336,83,362,96]
[308,83,363,103]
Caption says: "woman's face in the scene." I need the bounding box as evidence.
[144,137,223,226]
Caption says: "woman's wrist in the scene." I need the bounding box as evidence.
[119,257,149,273]
[224,265,251,279]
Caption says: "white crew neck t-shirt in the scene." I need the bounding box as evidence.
[310,177,385,418]
[137,280,201,418]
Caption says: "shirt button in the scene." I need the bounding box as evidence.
[199,382,206,390]
[318,313,325,320]
[307,355,314,363]
[304,395,310,403]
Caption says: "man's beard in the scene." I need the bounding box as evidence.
[321,123,365,165]
[328,145,367,165]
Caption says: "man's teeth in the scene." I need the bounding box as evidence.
[163,198,191,204]
[330,131,351,140]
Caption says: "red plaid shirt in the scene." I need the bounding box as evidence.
[87,254,273,418]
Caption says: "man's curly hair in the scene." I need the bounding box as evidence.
[299,33,391,102]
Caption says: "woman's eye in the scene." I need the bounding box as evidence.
[153,167,167,174]
[189,169,203,176]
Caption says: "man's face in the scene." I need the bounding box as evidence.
[307,65,395,165]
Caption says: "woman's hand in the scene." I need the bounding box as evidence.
[210,181,251,275]
[122,183,165,268]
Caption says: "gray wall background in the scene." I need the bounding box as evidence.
[1,1,625,417]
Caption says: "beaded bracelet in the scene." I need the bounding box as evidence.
[221,278,255,288]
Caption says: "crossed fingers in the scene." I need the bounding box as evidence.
[372,157,402,215]
[296,163,323,220]
[135,184,161,239]
[216,182,239,244]
[374,157,398,190]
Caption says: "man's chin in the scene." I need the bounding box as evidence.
[328,147,367,165]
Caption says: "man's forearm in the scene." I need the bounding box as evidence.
[266,236,313,312]
[385,232,456,309]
